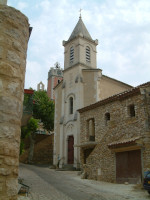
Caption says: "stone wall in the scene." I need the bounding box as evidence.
[79,85,150,183]
[20,134,54,165]
[0,4,29,200]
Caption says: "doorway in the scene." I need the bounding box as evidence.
[116,150,142,184]
[68,136,74,164]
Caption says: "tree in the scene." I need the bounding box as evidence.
[20,90,54,163]
[33,90,54,131]
[20,126,28,155]
[20,117,39,163]
[27,117,39,163]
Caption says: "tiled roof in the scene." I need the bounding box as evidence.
[108,136,142,148]
[24,89,34,94]
[78,81,150,113]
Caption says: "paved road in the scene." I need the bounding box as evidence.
[19,164,149,200]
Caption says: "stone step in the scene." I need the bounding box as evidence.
[56,164,76,171]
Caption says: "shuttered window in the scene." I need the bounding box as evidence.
[70,46,74,63]
[86,46,90,62]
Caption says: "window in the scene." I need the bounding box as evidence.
[69,97,73,114]
[86,46,90,62]
[40,84,42,90]
[105,112,110,125]
[86,118,95,141]
[70,46,74,63]
[58,80,60,84]
[129,104,135,117]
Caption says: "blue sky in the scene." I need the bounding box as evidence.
[8,0,150,89]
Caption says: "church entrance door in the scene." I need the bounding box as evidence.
[68,136,74,164]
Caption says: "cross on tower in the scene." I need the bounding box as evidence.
[79,8,82,18]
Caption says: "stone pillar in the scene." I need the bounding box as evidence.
[0,4,29,200]
[0,0,7,5]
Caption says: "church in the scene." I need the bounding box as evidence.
[53,15,132,169]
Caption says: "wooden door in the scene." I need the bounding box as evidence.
[68,136,74,164]
[116,150,141,184]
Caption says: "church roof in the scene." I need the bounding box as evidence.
[78,81,150,113]
[68,16,92,41]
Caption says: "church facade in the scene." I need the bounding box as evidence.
[53,16,132,168]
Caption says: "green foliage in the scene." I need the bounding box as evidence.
[24,93,29,106]
[21,126,28,139]
[20,89,54,155]
[20,117,39,155]
[20,140,25,155]
[27,117,39,134]
[33,90,54,131]
[23,91,34,114]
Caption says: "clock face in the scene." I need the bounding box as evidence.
[57,70,61,75]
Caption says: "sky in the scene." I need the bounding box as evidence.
[8,0,150,90]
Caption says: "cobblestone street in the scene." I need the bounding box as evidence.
[19,164,149,200]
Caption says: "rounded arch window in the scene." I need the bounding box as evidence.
[70,46,74,63]
[69,97,73,114]
[86,46,90,62]
[105,112,110,125]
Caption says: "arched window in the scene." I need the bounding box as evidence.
[70,46,74,63]
[105,112,110,125]
[69,97,73,114]
[86,118,95,141]
[86,46,90,62]
[128,104,135,117]
[40,84,42,90]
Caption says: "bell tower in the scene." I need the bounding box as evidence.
[62,15,98,71]
[53,15,99,169]
[47,62,63,100]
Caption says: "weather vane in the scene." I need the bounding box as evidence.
[79,8,82,18]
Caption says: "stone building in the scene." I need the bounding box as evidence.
[78,82,150,184]
[53,16,132,169]
[0,1,30,199]
[47,62,63,100]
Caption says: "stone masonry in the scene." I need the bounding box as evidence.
[0,4,29,200]
[78,82,150,183]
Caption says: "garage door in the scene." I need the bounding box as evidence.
[116,150,141,184]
